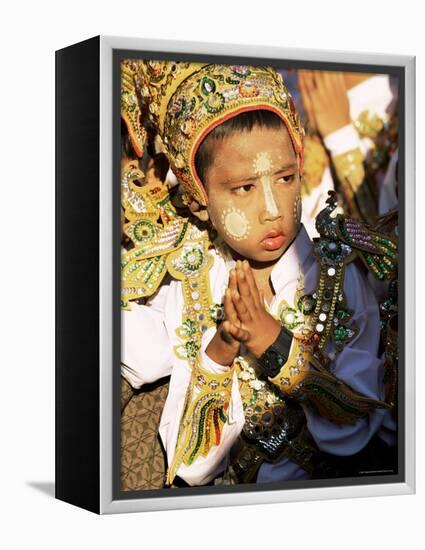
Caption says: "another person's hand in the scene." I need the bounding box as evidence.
[230,260,281,358]
[299,70,351,138]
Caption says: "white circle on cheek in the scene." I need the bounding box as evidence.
[222,209,250,240]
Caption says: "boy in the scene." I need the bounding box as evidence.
[121,62,396,486]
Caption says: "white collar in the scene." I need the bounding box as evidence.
[221,224,313,295]
[270,224,313,295]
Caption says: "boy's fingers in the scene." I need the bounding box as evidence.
[236,267,257,313]
[242,260,261,308]
[220,321,237,344]
[231,270,238,289]
[226,322,250,343]
[232,289,252,323]
[229,268,237,293]
[227,270,242,323]
[224,288,239,325]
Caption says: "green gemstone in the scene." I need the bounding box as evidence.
[336,308,350,321]
[334,326,349,342]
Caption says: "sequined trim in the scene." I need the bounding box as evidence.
[333,147,365,195]
[268,337,388,425]
[166,363,233,485]
[121,61,147,157]
[121,218,188,308]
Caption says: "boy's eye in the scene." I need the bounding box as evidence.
[277,174,295,184]
[232,184,255,195]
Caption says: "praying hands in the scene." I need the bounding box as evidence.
[205,260,281,366]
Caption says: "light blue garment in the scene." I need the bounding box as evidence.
[257,456,309,483]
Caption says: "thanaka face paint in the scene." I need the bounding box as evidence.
[203,125,301,263]
[221,207,251,240]
[252,152,279,219]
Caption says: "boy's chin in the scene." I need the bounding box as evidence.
[230,244,287,264]
[253,247,287,263]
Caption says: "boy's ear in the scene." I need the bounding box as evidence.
[188,199,210,222]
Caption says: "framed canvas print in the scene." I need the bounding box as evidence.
[55,35,415,514]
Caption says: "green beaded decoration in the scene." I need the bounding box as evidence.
[205,93,225,114]
[200,76,216,95]
[188,399,215,464]
[209,303,225,323]
[182,318,197,337]
[183,247,204,271]
[185,340,200,359]
[231,65,251,77]
[133,220,157,243]
[333,325,355,350]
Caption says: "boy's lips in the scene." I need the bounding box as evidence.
[260,229,285,251]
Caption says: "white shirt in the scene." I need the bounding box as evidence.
[121,225,395,485]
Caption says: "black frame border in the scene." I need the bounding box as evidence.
[56,36,101,513]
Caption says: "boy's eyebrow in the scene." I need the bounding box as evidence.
[272,162,298,174]
[219,162,298,186]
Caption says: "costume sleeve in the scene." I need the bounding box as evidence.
[162,327,245,486]
[324,124,365,157]
[301,263,389,456]
[323,125,375,222]
[121,282,174,389]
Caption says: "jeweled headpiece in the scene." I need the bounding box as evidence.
[121,61,147,158]
[129,61,305,206]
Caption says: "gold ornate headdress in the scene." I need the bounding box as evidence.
[121,61,147,158]
[128,61,304,206]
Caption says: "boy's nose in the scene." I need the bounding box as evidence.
[258,186,282,223]
[258,176,281,223]
[259,206,282,224]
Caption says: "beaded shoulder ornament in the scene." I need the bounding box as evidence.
[262,191,396,424]
[121,168,232,486]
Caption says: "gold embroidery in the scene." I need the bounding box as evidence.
[121,61,147,157]
[132,62,304,206]
[164,225,238,485]
[354,110,387,141]
[268,337,388,425]
[302,135,329,194]
[166,364,233,485]
[333,147,365,195]
[121,218,188,308]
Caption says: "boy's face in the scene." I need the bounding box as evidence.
[203,125,302,264]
